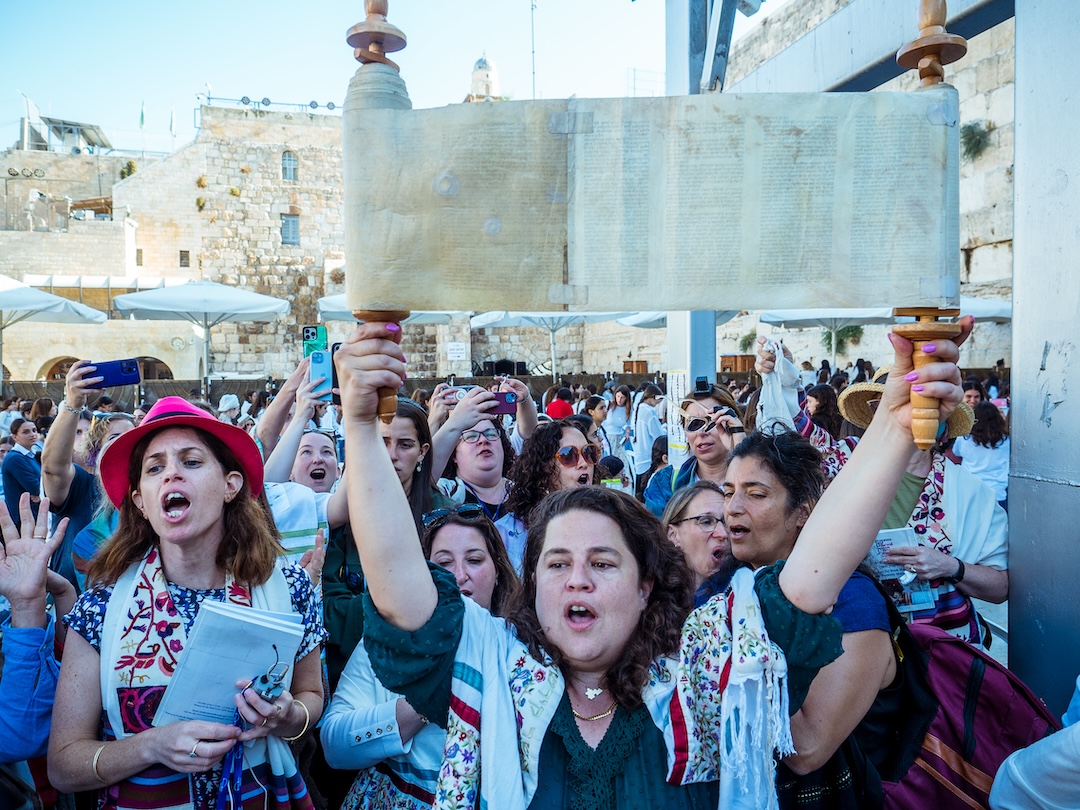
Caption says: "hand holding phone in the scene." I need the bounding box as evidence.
[309,351,333,403]
[302,325,328,358]
[491,391,518,415]
[86,359,141,389]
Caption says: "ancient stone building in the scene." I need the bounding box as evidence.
[0,1,1015,383]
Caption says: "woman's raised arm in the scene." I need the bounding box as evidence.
[780,318,971,614]
[335,322,437,631]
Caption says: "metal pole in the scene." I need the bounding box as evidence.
[531,1,537,99]
[549,329,557,382]
[203,315,211,400]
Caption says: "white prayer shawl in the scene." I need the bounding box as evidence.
[100,555,301,810]
[756,338,800,434]
[432,567,792,810]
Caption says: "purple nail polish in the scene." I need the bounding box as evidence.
[385,322,401,333]
[911,384,925,392]
[401,354,407,363]
[922,343,937,353]
[905,372,919,382]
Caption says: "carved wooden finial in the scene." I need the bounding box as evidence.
[896,0,968,85]
[347,0,407,72]
[892,308,962,450]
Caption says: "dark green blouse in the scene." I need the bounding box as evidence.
[363,561,843,810]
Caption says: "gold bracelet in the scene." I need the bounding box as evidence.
[91,743,107,783]
[282,699,310,742]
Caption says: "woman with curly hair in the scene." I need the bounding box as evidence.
[499,418,598,572]
[334,319,969,809]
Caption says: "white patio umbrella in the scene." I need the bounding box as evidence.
[316,294,466,325]
[0,276,107,391]
[470,311,634,381]
[615,310,740,329]
[113,280,289,396]
[758,307,897,369]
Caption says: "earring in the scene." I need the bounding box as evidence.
[416,456,425,472]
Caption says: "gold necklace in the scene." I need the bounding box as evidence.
[571,701,617,722]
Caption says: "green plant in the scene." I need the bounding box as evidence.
[822,325,863,356]
[738,331,757,354]
[196,175,208,188]
[196,196,206,211]
[961,120,994,161]
[119,160,138,179]
[229,186,241,197]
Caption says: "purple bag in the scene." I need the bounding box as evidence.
[880,618,1060,809]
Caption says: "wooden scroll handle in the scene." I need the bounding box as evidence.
[353,309,410,423]
[892,308,961,450]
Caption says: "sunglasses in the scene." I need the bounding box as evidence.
[460,428,500,444]
[684,405,744,434]
[554,444,601,468]
[671,513,723,532]
[422,502,486,529]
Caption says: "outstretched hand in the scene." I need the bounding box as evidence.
[0,494,69,627]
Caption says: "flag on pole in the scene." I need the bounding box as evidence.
[140,101,145,130]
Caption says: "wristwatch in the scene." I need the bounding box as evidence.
[945,558,966,585]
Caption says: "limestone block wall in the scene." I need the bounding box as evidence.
[2,319,201,381]
[0,218,130,278]
[0,149,141,229]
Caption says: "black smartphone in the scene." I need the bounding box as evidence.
[87,359,141,389]
[491,391,518,415]
[302,325,328,358]
[718,406,745,434]
[330,342,341,406]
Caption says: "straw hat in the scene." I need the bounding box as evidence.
[99,396,265,508]
[838,366,974,439]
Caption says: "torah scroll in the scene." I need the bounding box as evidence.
[343,84,959,313]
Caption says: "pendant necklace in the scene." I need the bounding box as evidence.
[584,687,603,700]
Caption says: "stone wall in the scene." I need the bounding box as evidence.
[0,218,133,279]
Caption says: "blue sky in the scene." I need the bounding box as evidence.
[1,0,785,153]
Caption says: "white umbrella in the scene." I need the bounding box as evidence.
[470,311,634,381]
[316,294,466,325]
[0,276,107,391]
[615,310,740,329]
[113,280,289,396]
[758,307,897,369]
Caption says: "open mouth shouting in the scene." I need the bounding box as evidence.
[566,602,598,630]
[309,467,327,482]
[162,491,191,521]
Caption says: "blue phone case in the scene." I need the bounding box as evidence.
[87,359,141,389]
[309,351,333,402]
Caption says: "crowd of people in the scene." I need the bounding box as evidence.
[0,320,1063,810]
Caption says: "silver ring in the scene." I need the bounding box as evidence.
[189,741,199,759]
[907,565,917,574]
[260,717,268,727]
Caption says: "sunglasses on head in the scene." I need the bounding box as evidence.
[460,428,500,444]
[422,502,486,529]
[554,444,601,468]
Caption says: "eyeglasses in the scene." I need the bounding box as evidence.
[671,513,723,532]
[554,444,601,468]
[422,502,486,529]
[460,428,500,444]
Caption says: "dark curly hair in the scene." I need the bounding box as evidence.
[504,419,593,528]
[420,511,521,617]
[727,429,824,512]
[806,384,844,440]
[441,417,515,481]
[506,486,694,710]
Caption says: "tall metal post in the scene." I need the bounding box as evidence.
[665,0,718,469]
[1008,0,1080,714]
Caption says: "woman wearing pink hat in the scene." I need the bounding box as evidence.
[48,396,325,810]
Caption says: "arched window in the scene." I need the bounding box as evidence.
[282,151,298,182]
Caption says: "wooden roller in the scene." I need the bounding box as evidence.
[353,309,410,423]
[893,308,961,450]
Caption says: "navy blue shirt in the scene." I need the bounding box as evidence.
[49,464,99,590]
[2,447,41,530]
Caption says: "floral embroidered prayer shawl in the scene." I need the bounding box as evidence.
[431,567,792,810]
[99,550,313,810]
